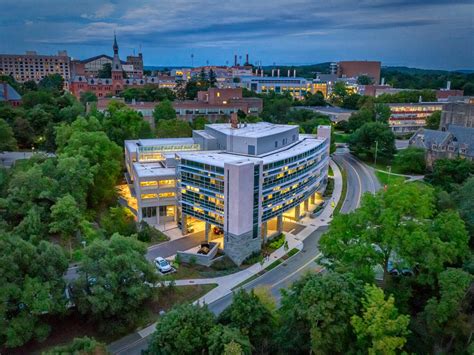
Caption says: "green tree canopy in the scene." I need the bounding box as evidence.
[422,268,473,354]
[427,158,474,192]
[100,206,137,237]
[218,289,275,354]
[425,110,441,130]
[349,122,396,162]
[0,233,68,348]
[393,147,426,174]
[148,303,216,355]
[0,118,17,151]
[207,324,252,355]
[357,75,374,85]
[320,182,469,285]
[74,234,157,330]
[155,119,192,138]
[38,74,64,92]
[347,108,374,132]
[277,272,364,354]
[192,115,209,130]
[351,284,410,355]
[43,336,108,355]
[80,91,98,106]
[153,99,176,122]
[98,63,112,79]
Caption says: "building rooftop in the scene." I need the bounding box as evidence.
[205,122,296,139]
[133,162,176,178]
[178,136,326,167]
[0,82,22,101]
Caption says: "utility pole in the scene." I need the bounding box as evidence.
[374,140,379,167]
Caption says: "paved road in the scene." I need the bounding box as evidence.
[109,154,380,354]
[333,152,380,213]
[64,230,206,282]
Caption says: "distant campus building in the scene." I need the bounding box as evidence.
[68,36,164,99]
[124,119,331,265]
[0,50,71,83]
[409,102,474,166]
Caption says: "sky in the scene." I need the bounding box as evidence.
[0,0,473,70]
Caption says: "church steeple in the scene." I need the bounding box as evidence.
[113,33,119,55]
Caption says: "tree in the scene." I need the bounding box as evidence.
[156,119,192,138]
[148,304,215,355]
[351,284,410,355]
[277,272,363,354]
[209,69,217,87]
[374,103,391,124]
[59,130,122,208]
[12,117,35,148]
[80,91,98,106]
[219,289,275,353]
[192,115,209,130]
[208,325,252,355]
[393,147,426,174]
[451,177,474,238]
[331,81,348,104]
[342,93,362,110]
[425,110,441,130]
[0,234,68,348]
[319,183,469,285]
[0,118,17,151]
[39,73,64,92]
[43,336,108,355]
[347,108,374,132]
[302,91,326,106]
[422,268,473,354]
[349,122,396,162]
[153,99,176,122]
[98,63,112,78]
[427,158,474,192]
[49,194,83,256]
[357,75,374,85]
[103,102,153,145]
[100,206,137,237]
[74,234,157,330]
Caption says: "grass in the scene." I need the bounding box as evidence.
[334,132,351,143]
[286,248,299,258]
[334,160,348,215]
[265,233,286,253]
[12,284,217,354]
[161,256,244,280]
[375,171,406,186]
[265,260,282,271]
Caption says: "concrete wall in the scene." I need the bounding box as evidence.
[177,242,219,267]
[223,161,259,265]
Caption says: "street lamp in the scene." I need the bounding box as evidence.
[374,140,379,167]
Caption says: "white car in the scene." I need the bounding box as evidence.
[154,257,172,273]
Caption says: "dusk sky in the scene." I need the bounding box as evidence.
[1,0,473,70]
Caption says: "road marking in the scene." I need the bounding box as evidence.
[341,156,362,211]
[271,252,322,288]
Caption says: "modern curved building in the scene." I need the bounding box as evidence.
[125,121,330,264]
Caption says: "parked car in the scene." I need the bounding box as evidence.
[154,257,172,273]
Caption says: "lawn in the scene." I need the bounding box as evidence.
[334,160,348,214]
[375,171,406,186]
[161,255,244,280]
[334,132,351,143]
[10,284,217,354]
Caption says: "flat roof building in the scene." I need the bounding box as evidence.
[125,121,331,265]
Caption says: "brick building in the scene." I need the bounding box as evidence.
[337,61,381,84]
[69,36,160,99]
[0,50,70,83]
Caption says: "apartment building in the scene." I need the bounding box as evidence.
[0,50,70,83]
[125,120,330,264]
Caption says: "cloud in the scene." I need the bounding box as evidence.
[0,0,472,69]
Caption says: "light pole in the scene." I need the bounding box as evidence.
[374,140,379,167]
[387,165,392,185]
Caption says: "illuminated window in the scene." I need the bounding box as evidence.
[140,181,158,187]
[141,193,158,199]
[159,192,175,199]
